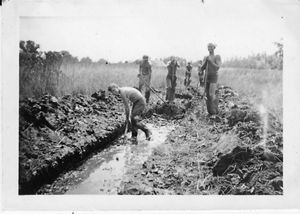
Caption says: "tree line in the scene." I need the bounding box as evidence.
[222,42,283,70]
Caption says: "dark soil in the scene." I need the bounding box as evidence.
[118,85,283,195]
[19,91,125,194]
[19,85,283,195]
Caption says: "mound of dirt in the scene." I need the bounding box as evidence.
[19,90,125,194]
[143,101,187,119]
[119,85,283,195]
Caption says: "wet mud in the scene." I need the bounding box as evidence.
[36,124,174,194]
[19,91,125,194]
[118,86,283,195]
[20,85,283,195]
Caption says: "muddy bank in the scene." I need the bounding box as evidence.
[19,90,126,194]
[119,86,283,195]
[19,88,193,194]
[36,124,175,194]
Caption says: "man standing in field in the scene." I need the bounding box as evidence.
[201,43,222,115]
[184,62,193,87]
[197,60,205,87]
[138,55,152,103]
[166,57,180,102]
[108,83,151,143]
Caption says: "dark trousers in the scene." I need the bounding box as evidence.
[184,73,191,86]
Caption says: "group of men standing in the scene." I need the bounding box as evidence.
[108,43,221,143]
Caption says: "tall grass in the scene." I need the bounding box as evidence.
[218,68,282,121]
[59,63,188,95]
[20,50,282,122]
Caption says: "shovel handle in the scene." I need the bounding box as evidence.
[139,76,167,104]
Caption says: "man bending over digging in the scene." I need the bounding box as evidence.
[108,83,152,144]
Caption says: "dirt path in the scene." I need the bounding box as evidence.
[37,123,175,194]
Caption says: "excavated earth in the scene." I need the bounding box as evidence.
[118,86,283,195]
[19,86,283,195]
[19,89,192,194]
[19,90,126,194]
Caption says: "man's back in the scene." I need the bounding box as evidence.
[120,87,145,104]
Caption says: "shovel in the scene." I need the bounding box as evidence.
[123,111,131,143]
[139,76,167,104]
[123,120,128,143]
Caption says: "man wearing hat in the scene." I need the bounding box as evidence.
[138,55,152,103]
[201,43,222,115]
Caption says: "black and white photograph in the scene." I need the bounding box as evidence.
[2,0,300,211]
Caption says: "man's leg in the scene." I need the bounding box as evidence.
[130,103,138,140]
[206,83,218,115]
[166,77,171,101]
[138,77,144,92]
[205,83,212,114]
[145,91,150,103]
[169,77,176,102]
[209,83,218,114]
[144,75,151,103]
[131,100,151,141]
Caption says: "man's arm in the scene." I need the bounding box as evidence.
[208,55,222,70]
[201,57,208,71]
[138,63,142,77]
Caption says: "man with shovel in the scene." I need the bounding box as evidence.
[201,43,222,115]
[108,83,152,144]
[184,62,193,87]
[166,57,180,103]
[197,60,205,87]
[138,55,152,103]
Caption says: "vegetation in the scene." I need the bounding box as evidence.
[218,68,282,121]
[19,40,282,120]
[222,42,283,70]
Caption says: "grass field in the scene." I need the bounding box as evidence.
[218,68,282,121]
[60,63,188,94]
[60,64,282,121]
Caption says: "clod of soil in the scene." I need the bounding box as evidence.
[213,146,254,176]
[153,102,186,118]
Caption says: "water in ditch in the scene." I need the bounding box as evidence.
[38,123,174,194]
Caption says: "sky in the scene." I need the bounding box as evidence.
[19,0,297,62]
